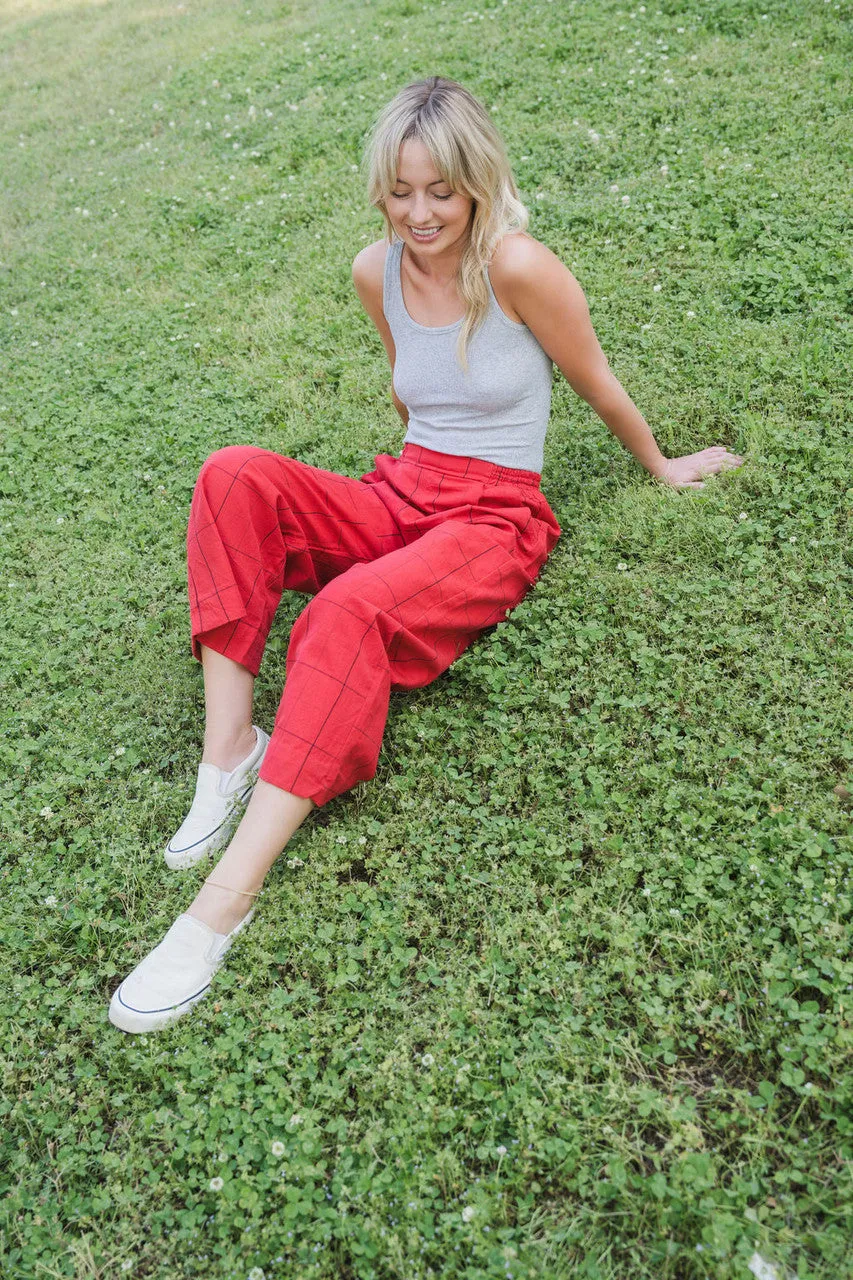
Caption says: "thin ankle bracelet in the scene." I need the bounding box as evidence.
[204,878,263,899]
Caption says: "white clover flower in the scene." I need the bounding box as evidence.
[789,536,797,544]
[610,183,619,192]
[115,745,126,756]
[247,1269,265,1280]
[739,512,748,520]
[289,1113,303,1126]
[462,1205,476,1222]
[421,1053,435,1066]
[641,323,652,331]
[653,283,662,292]
[40,806,54,818]
[121,1263,134,1274]
[617,562,628,571]
[209,1176,224,1191]
[660,163,669,173]
[496,1145,508,1156]
[271,1141,285,1157]
[621,195,630,205]
[686,310,696,318]
[642,887,652,896]
[44,895,58,907]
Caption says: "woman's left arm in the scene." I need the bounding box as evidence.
[497,237,743,489]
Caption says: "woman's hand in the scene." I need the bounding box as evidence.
[656,447,744,490]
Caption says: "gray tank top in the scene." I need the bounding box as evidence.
[382,238,553,473]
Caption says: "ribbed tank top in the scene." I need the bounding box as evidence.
[382,238,553,473]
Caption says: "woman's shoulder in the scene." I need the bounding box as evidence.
[489,230,560,285]
[489,232,585,335]
[352,237,393,292]
[352,238,395,335]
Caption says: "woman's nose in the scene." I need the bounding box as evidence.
[410,196,432,224]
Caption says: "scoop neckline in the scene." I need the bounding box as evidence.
[394,239,528,333]
[396,241,464,332]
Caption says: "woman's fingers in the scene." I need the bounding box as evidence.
[660,446,744,489]
[696,448,744,475]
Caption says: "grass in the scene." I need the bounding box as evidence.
[1,0,852,1276]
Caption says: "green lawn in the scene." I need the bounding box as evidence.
[1,0,852,1276]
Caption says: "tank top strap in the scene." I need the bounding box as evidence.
[382,239,407,328]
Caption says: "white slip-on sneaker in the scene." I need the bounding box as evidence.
[164,725,270,870]
[108,908,255,1034]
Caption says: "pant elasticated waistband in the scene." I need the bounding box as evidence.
[398,442,542,489]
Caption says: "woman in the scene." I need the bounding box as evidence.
[109,77,742,1033]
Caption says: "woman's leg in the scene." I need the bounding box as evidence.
[169,444,408,863]
[186,780,315,934]
[200,644,257,770]
[172,445,409,922]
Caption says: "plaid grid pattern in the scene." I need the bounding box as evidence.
[187,441,561,806]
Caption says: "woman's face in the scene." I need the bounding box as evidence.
[385,136,474,261]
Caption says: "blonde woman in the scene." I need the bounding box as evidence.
[109,76,742,1033]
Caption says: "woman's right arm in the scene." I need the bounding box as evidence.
[352,241,409,425]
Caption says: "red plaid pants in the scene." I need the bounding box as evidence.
[187,441,561,806]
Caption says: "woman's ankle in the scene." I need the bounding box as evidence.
[202,724,258,773]
[187,880,259,935]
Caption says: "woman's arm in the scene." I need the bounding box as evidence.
[352,241,409,426]
[491,235,742,489]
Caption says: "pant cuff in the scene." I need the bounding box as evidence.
[191,618,266,677]
[258,744,374,809]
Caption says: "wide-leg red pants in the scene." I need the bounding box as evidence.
[186,441,561,806]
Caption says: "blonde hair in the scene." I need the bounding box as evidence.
[362,76,529,372]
